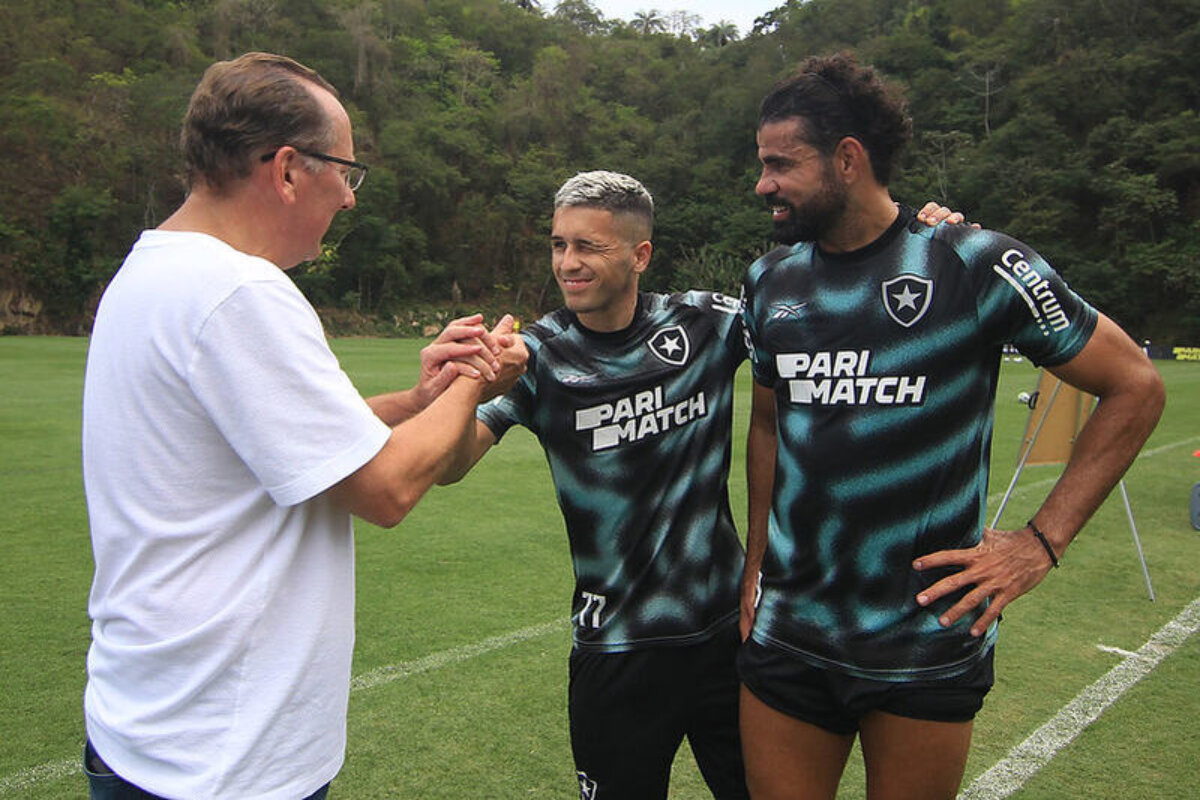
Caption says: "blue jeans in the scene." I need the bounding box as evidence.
[85,741,331,799]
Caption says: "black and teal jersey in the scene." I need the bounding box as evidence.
[478,291,747,652]
[741,207,1098,681]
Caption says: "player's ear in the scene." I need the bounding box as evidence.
[632,240,652,274]
[835,136,873,184]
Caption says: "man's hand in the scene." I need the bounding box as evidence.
[479,314,527,403]
[365,313,525,427]
[912,525,1058,637]
[413,314,503,409]
[915,201,979,228]
[739,569,762,641]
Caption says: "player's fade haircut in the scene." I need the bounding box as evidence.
[554,171,654,237]
[759,51,912,185]
[181,52,339,192]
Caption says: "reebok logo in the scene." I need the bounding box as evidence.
[769,302,808,321]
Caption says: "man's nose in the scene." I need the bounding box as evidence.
[755,171,776,197]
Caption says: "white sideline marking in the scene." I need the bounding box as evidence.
[0,760,78,796]
[1096,644,1138,658]
[350,618,567,692]
[1138,434,1199,459]
[959,596,1200,799]
[986,434,1199,507]
[0,619,567,796]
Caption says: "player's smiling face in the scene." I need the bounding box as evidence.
[755,117,847,245]
[551,205,651,332]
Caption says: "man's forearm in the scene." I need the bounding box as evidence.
[742,384,778,637]
[1029,316,1166,553]
[392,376,490,490]
[438,419,497,486]
[745,419,775,581]
[366,389,427,427]
[330,376,487,527]
[1028,371,1164,553]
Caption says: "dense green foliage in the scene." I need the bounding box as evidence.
[1,0,1196,339]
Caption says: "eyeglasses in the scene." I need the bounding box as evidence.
[260,148,368,191]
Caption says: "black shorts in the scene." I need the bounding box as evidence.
[737,638,994,736]
[569,622,748,799]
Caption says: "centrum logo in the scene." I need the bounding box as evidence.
[575,385,707,450]
[648,325,690,366]
[882,274,933,328]
[991,248,1070,335]
[711,292,742,315]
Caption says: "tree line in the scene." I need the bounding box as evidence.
[1,0,1196,342]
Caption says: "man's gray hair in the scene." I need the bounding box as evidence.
[554,171,654,231]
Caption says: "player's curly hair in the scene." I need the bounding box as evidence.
[759,52,912,185]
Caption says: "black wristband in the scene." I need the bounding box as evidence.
[1027,520,1060,568]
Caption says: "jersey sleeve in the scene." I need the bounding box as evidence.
[187,277,390,507]
[740,259,778,386]
[679,289,748,370]
[714,291,750,369]
[955,229,1098,367]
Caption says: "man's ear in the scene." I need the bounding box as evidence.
[267,147,301,204]
[632,239,653,275]
[834,136,873,185]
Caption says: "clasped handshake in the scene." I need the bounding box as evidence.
[418,313,530,405]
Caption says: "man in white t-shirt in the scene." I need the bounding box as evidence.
[81,52,526,800]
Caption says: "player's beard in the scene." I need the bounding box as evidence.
[767,166,849,246]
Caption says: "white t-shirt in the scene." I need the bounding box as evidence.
[82,230,391,799]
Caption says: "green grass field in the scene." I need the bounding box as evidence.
[2,336,1198,798]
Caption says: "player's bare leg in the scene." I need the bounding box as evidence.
[858,711,972,800]
[739,686,854,800]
